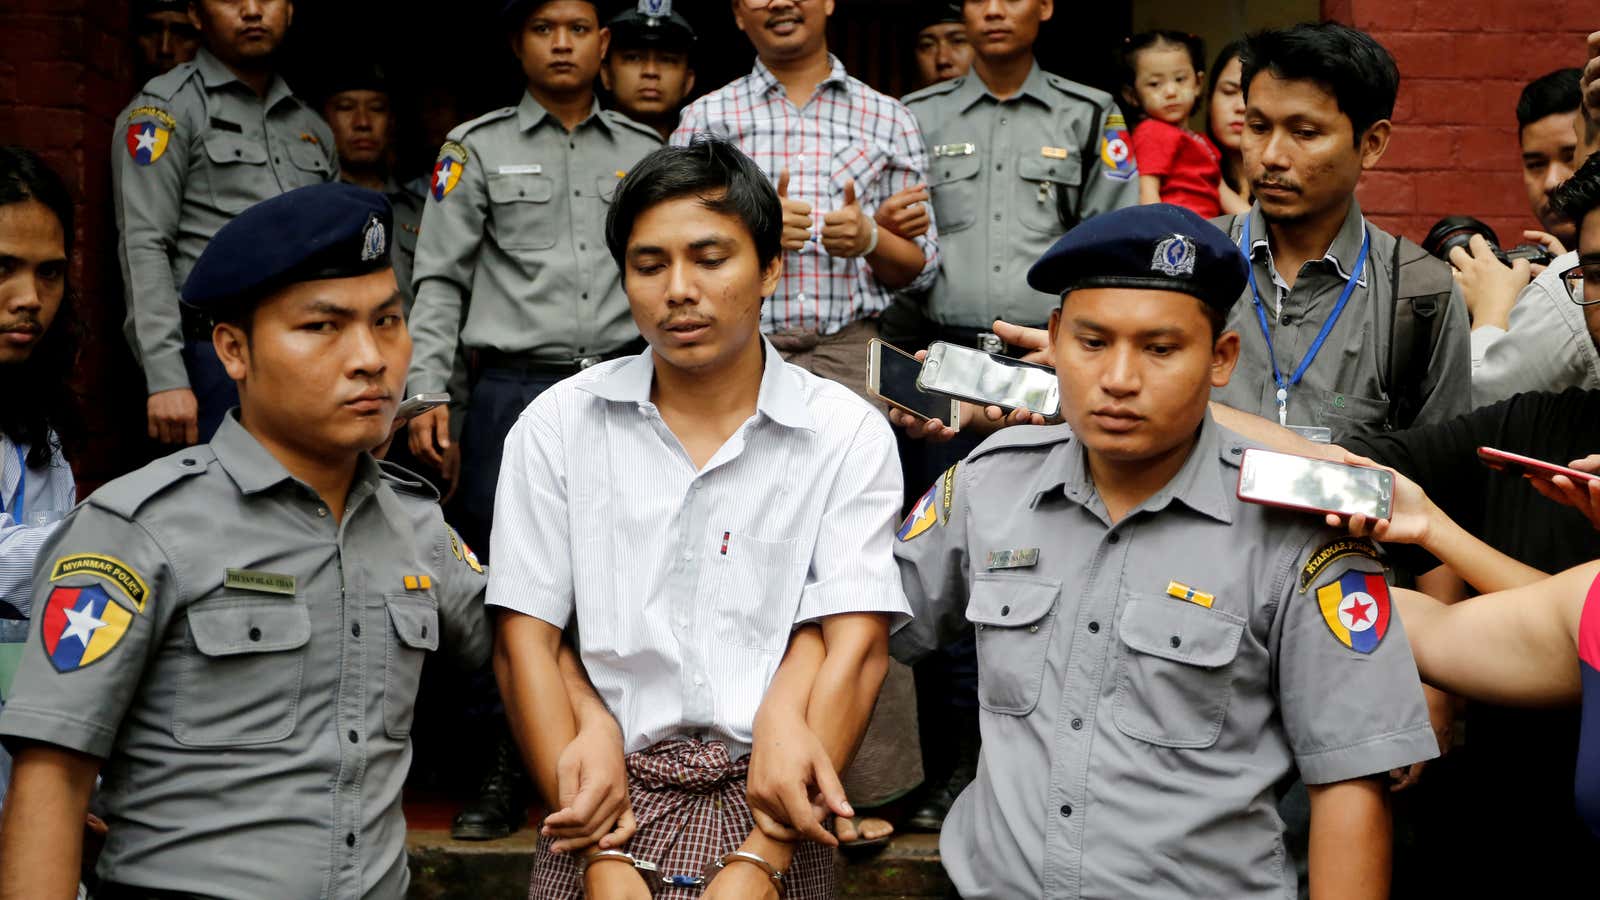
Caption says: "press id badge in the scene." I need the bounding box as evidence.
[1287,425,1333,444]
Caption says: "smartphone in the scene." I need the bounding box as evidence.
[866,339,961,425]
[395,392,450,421]
[916,341,1061,418]
[1236,449,1394,520]
[1477,447,1600,483]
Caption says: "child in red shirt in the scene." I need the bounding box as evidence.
[1121,31,1224,218]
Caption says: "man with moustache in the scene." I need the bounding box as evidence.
[0,183,492,899]
[114,0,338,449]
[602,0,698,141]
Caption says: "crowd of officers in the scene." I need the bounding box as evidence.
[3,0,1600,897]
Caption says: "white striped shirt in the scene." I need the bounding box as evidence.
[486,341,910,757]
[1,433,76,619]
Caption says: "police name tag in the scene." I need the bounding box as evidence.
[934,143,976,158]
[497,164,543,175]
[223,568,297,596]
[986,548,1040,570]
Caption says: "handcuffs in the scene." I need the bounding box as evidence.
[577,849,785,896]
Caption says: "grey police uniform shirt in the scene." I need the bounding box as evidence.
[0,415,491,899]
[406,93,662,394]
[1212,203,1472,442]
[904,63,1140,330]
[1471,251,1600,407]
[385,179,469,435]
[892,416,1437,899]
[113,48,338,394]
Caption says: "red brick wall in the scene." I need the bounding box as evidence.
[0,0,142,490]
[1327,0,1596,245]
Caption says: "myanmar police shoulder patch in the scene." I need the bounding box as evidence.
[1099,112,1135,182]
[898,465,957,542]
[41,584,133,672]
[1315,570,1392,654]
[431,141,469,201]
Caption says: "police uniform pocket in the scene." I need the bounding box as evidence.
[595,173,623,204]
[1112,597,1244,749]
[285,139,332,186]
[1016,153,1080,235]
[967,574,1059,716]
[928,153,981,234]
[486,172,558,251]
[175,598,311,747]
[200,132,273,214]
[383,597,439,738]
[709,535,802,653]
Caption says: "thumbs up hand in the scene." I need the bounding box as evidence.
[777,169,814,252]
[821,179,875,259]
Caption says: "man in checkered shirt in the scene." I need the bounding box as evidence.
[670,0,940,399]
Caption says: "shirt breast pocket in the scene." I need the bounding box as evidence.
[928,153,982,234]
[486,172,558,251]
[285,139,332,186]
[382,596,439,738]
[174,598,311,747]
[967,574,1059,716]
[200,132,273,214]
[1016,153,1081,235]
[1307,386,1389,435]
[1112,596,1245,749]
[709,535,802,653]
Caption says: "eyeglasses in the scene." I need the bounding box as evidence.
[1563,263,1600,306]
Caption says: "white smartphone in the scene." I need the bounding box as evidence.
[866,339,961,425]
[916,341,1061,418]
[1236,449,1394,520]
[395,392,449,421]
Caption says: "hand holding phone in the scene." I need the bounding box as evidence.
[396,392,450,422]
[866,339,961,426]
[916,341,1061,419]
[1237,449,1394,520]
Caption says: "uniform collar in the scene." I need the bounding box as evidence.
[956,60,1054,112]
[210,411,385,498]
[194,48,295,109]
[1036,413,1234,525]
[581,338,815,432]
[752,54,850,98]
[1246,199,1370,288]
[516,91,607,133]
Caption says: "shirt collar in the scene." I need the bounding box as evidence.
[956,59,1053,112]
[516,91,606,133]
[581,339,815,432]
[209,411,384,498]
[1032,414,1234,525]
[751,54,850,98]
[195,48,294,109]
[1246,199,1370,289]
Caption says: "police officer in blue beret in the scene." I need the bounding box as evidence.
[0,182,492,899]
[602,0,697,140]
[890,204,1439,898]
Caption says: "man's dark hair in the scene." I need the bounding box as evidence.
[1516,68,1582,133]
[605,135,782,277]
[1239,23,1400,145]
[1549,152,1600,226]
[0,146,81,469]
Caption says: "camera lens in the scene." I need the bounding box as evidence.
[1422,215,1505,265]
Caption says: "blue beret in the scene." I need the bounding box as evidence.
[181,182,393,313]
[609,1,696,49]
[1026,204,1248,316]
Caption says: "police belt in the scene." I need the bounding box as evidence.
[475,338,647,376]
[935,325,1044,359]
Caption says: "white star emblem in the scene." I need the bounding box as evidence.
[134,127,159,153]
[435,162,454,189]
[60,599,108,647]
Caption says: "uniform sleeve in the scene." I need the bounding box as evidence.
[1403,281,1473,428]
[1271,529,1438,784]
[1130,119,1179,177]
[794,413,911,627]
[113,95,194,394]
[1076,105,1141,220]
[484,406,573,628]
[433,518,491,670]
[407,140,489,395]
[890,463,973,664]
[873,103,940,294]
[0,505,177,759]
[1472,271,1600,407]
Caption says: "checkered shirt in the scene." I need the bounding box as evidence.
[671,55,940,335]
[529,740,836,899]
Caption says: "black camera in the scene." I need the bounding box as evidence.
[1422,215,1554,268]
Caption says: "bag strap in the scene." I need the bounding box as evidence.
[1385,236,1451,431]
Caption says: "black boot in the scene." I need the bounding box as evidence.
[907,707,979,833]
[450,730,528,841]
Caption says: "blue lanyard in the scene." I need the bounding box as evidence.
[1239,216,1370,426]
[2,444,23,523]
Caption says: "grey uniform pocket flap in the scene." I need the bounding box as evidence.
[929,153,982,187]
[188,600,311,657]
[286,140,332,174]
[486,172,554,204]
[1118,597,1243,668]
[1017,153,1081,187]
[202,132,269,166]
[387,599,440,651]
[967,574,1060,627]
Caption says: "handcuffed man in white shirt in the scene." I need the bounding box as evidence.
[488,135,910,900]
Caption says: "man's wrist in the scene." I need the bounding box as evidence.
[860,214,880,258]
